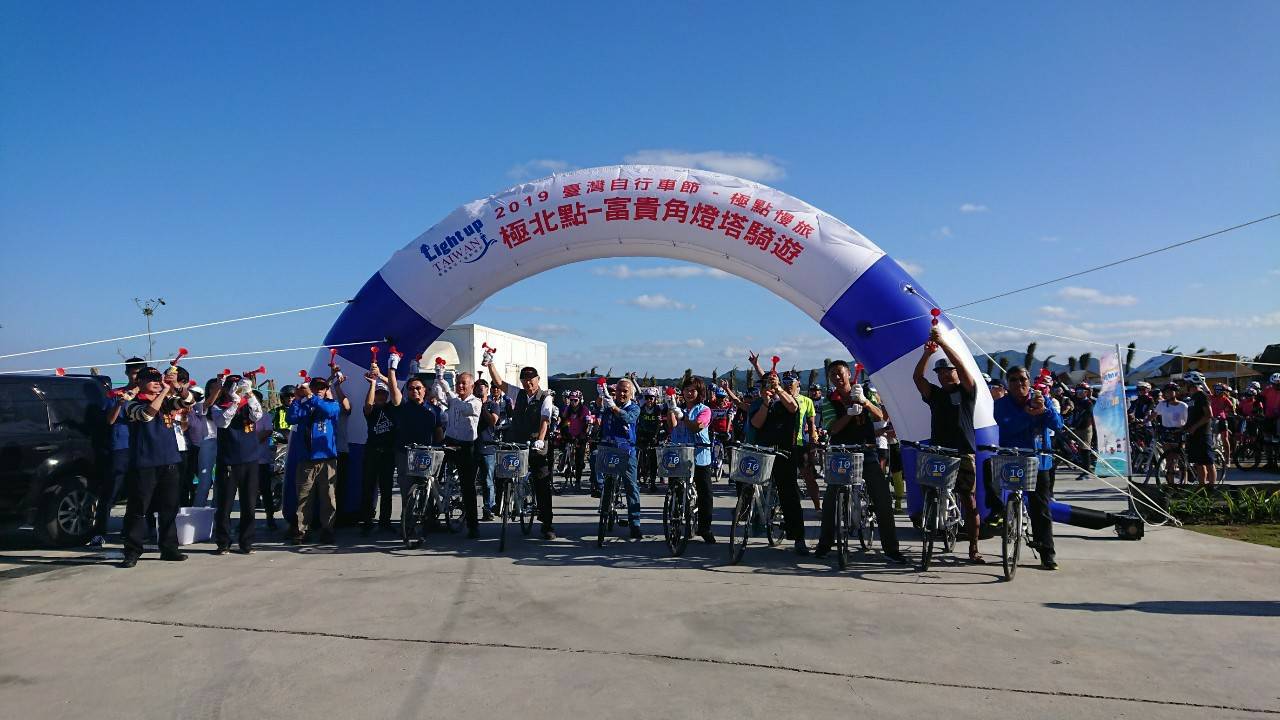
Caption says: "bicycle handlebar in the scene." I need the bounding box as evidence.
[976,444,1041,457]
[733,442,790,459]
[827,443,877,453]
[900,440,966,456]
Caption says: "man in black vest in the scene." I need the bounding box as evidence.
[485,349,557,539]
[121,366,196,568]
[211,374,264,554]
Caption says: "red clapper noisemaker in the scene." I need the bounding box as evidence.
[298,370,310,385]
[170,347,189,367]
[328,347,338,369]
[853,362,865,385]
[930,308,941,326]
[770,355,780,375]
[243,365,266,377]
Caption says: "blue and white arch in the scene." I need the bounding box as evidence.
[305,165,999,517]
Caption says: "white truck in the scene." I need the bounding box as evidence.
[437,324,548,382]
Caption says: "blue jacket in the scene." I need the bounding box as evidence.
[993,394,1064,470]
[599,401,640,455]
[286,395,340,460]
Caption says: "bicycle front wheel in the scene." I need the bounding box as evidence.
[401,483,422,548]
[597,476,615,548]
[943,495,959,554]
[497,480,511,552]
[728,484,753,564]
[1002,494,1022,581]
[664,480,689,557]
[834,487,849,571]
[920,490,937,571]
[1135,451,1171,527]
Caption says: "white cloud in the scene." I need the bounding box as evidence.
[1038,305,1071,318]
[897,259,925,276]
[620,294,694,311]
[959,203,989,213]
[593,264,732,280]
[507,159,573,179]
[932,226,953,239]
[1270,268,1280,277]
[1057,286,1138,306]
[623,149,786,182]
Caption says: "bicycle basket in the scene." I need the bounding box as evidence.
[406,447,445,480]
[824,449,865,486]
[991,454,1038,491]
[493,448,529,479]
[730,447,775,485]
[915,451,960,491]
[595,444,632,477]
[656,444,695,478]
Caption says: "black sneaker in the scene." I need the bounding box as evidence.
[119,555,138,569]
[160,552,188,562]
[629,525,643,540]
[700,533,716,544]
[794,541,810,556]
[541,528,557,541]
[812,545,830,558]
[482,510,494,522]
[1041,559,1059,571]
[467,526,480,539]
[286,536,302,546]
[884,552,910,565]
[590,489,601,499]
[214,547,230,556]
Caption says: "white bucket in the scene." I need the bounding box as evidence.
[176,506,215,546]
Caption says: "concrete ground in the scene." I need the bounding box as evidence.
[2,469,1278,719]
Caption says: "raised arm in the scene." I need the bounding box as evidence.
[935,329,975,394]
[913,343,935,399]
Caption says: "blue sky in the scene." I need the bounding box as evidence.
[2,2,1277,382]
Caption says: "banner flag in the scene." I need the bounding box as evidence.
[1093,345,1131,477]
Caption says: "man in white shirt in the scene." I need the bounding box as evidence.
[434,361,483,538]
[1154,382,1189,486]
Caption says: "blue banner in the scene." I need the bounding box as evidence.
[1093,347,1130,476]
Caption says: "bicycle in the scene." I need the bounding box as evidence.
[400,444,446,549]
[824,444,875,570]
[727,443,787,565]
[437,448,463,533]
[489,441,534,552]
[596,440,632,547]
[658,443,700,556]
[979,444,1041,581]
[902,441,963,571]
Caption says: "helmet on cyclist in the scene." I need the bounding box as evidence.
[981,373,993,383]
[279,385,296,399]
[1213,383,1228,393]
[1270,373,1280,385]
[1162,382,1179,393]
[1183,370,1207,387]
[641,386,659,398]
[1136,381,1152,391]
[1244,388,1258,397]
[714,387,727,398]
[568,390,582,401]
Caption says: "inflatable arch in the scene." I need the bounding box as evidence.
[303,165,1002,518]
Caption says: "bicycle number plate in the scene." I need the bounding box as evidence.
[494,449,529,479]
[596,445,631,476]
[915,451,960,490]
[731,448,775,485]
[407,448,444,479]
[993,455,1038,491]
[657,445,695,477]
[825,450,865,486]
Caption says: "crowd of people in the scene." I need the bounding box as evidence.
[89,338,1280,572]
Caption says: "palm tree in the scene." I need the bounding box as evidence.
[1068,356,1078,372]
[1124,342,1136,376]
[1162,345,1179,354]
[998,357,1009,377]
[807,368,817,388]
[588,366,597,377]
[1078,352,1093,374]
[1041,355,1056,371]
[1023,342,1037,371]
[985,357,994,376]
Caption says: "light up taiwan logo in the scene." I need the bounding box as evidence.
[738,456,762,478]
[662,451,683,469]
[420,219,497,277]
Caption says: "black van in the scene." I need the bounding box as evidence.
[0,375,109,546]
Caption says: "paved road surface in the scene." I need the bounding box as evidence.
[2,469,1277,719]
